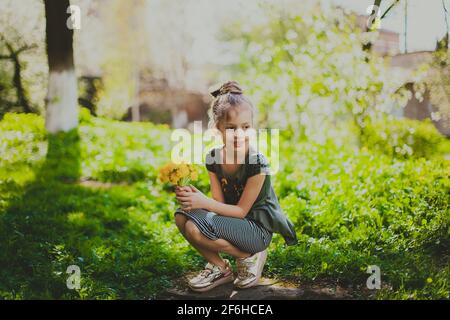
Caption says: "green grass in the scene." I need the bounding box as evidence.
[0,110,448,299]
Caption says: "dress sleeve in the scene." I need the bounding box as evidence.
[247,153,271,177]
[205,148,217,173]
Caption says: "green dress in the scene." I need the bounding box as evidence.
[205,146,298,246]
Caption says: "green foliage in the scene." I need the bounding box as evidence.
[0,111,191,299]
[268,138,449,299]
[361,115,447,159]
[0,112,449,299]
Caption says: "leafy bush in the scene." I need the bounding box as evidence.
[361,115,447,159]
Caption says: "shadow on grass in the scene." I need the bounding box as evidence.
[0,128,183,299]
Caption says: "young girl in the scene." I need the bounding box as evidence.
[174,80,297,292]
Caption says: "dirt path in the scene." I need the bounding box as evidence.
[158,276,356,300]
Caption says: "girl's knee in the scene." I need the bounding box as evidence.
[215,239,232,251]
[175,213,187,229]
[185,220,201,241]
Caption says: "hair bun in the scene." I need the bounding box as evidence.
[209,80,243,98]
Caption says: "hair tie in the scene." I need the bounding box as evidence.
[209,81,243,98]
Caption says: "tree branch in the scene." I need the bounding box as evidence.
[380,0,400,20]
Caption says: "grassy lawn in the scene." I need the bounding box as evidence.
[0,110,448,299]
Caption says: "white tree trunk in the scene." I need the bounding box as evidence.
[45,69,78,133]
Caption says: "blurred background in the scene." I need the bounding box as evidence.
[1,0,449,135]
[0,0,449,300]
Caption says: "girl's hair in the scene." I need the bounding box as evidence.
[207,80,255,129]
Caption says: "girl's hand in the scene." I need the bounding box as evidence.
[175,185,210,211]
[175,185,192,194]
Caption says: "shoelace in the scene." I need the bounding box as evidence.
[199,264,229,278]
[237,258,256,278]
[199,268,213,278]
[237,264,248,278]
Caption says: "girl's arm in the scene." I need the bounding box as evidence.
[177,173,266,219]
[207,173,265,218]
[175,172,224,203]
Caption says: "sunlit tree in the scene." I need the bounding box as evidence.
[44,0,78,133]
[223,0,406,142]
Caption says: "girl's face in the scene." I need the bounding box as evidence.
[218,105,253,152]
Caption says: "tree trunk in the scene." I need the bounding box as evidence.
[10,49,32,113]
[44,0,78,133]
[0,40,36,113]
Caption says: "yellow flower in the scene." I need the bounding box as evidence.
[179,164,190,177]
[158,161,199,186]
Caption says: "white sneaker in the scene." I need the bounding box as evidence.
[234,249,268,289]
[188,262,214,287]
[188,259,234,292]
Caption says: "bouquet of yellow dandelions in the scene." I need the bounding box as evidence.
[158,162,198,187]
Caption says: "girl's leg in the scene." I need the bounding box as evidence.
[184,220,252,259]
[175,214,227,269]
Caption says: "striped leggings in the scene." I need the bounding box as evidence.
[175,208,272,255]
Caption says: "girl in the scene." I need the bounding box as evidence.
[174,80,297,292]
